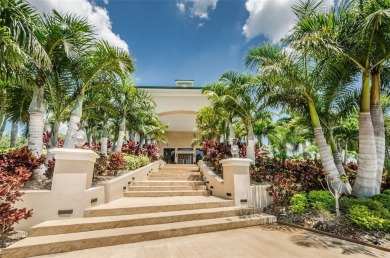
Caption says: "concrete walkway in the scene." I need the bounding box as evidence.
[34,225,386,258]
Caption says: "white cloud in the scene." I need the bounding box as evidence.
[103,0,109,4]
[177,0,218,20]
[28,0,128,52]
[176,2,185,13]
[191,0,218,19]
[243,0,334,43]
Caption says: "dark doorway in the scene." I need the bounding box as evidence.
[163,148,175,164]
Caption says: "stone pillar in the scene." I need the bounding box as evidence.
[220,158,252,206]
[50,148,99,191]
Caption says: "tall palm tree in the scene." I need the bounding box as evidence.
[63,41,135,148]
[203,72,267,161]
[284,0,390,197]
[83,90,117,154]
[245,44,351,193]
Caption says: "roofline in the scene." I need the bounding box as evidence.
[136,85,202,90]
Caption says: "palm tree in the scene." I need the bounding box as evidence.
[245,44,351,193]
[83,90,117,154]
[202,82,236,144]
[63,41,135,148]
[203,72,267,161]
[1,0,50,156]
[284,0,390,197]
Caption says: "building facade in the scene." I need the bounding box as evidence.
[138,81,209,164]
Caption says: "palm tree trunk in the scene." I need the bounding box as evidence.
[28,86,45,157]
[352,72,378,198]
[344,142,348,165]
[10,122,18,148]
[308,100,345,192]
[370,68,385,194]
[247,119,256,162]
[329,132,352,194]
[101,121,109,155]
[50,120,59,148]
[115,116,126,153]
[302,141,308,160]
[229,122,235,145]
[0,113,6,141]
[63,95,83,148]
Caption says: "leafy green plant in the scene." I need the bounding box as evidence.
[290,193,308,213]
[371,193,390,210]
[349,205,390,232]
[308,190,334,211]
[123,155,149,171]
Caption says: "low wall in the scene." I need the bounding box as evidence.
[14,186,105,231]
[102,161,160,203]
[199,160,273,208]
[14,158,160,231]
[199,162,225,198]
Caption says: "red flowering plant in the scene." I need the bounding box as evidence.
[201,140,232,177]
[0,147,43,234]
[108,152,126,176]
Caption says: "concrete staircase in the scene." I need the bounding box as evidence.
[4,164,276,258]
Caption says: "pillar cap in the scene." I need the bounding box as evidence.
[50,148,99,162]
[220,158,252,167]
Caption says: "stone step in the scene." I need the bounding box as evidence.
[160,166,198,170]
[132,180,206,186]
[148,176,202,181]
[5,215,276,258]
[84,196,234,217]
[128,185,206,191]
[149,171,201,176]
[29,207,255,237]
[124,190,210,197]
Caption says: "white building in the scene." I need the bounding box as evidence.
[138,80,210,164]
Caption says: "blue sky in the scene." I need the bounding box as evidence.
[96,0,263,86]
[28,0,335,87]
[98,0,264,86]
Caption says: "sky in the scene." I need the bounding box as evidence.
[26,0,335,87]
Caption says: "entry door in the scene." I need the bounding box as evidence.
[163,148,175,164]
[178,154,193,164]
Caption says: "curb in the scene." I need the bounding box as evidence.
[277,222,390,253]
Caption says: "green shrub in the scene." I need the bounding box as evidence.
[290,193,308,213]
[124,155,149,171]
[308,190,334,211]
[372,193,390,210]
[383,189,390,196]
[341,197,390,219]
[349,205,390,232]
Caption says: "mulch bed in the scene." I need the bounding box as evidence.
[264,204,390,250]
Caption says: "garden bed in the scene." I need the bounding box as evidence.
[264,204,390,250]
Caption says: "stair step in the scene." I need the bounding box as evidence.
[148,176,202,181]
[84,196,234,217]
[128,185,206,191]
[29,207,255,237]
[5,215,276,258]
[149,171,201,176]
[124,190,210,197]
[132,180,206,186]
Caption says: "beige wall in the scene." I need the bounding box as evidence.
[159,131,194,149]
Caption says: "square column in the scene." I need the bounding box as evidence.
[220,158,252,206]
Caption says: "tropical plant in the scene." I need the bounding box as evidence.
[284,0,390,197]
